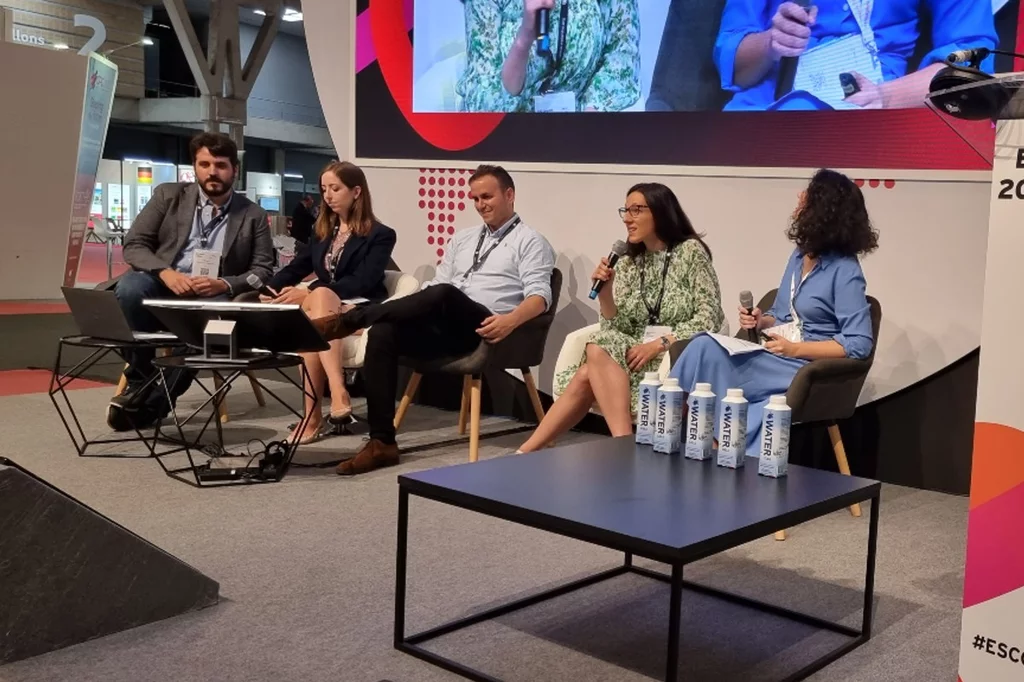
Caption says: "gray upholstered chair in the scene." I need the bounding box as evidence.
[669,288,882,540]
[393,269,562,462]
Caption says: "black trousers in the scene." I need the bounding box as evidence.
[354,284,490,444]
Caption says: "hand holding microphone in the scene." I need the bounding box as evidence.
[519,0,555,52]
[772,0,817,100]
[589,240,628,300]
[738,290,762,343]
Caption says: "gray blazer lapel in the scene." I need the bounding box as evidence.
[174,184,199,254]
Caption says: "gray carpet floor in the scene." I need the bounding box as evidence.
[0,380,967,682]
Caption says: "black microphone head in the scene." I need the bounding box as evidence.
[739,290,754,309]
[611,240,628,257]
[246,273,264,289]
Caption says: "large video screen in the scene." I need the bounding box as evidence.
[356,0,1021,169]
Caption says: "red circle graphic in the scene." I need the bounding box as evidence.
[370,0,503,151]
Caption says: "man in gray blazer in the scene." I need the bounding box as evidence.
[109,132,274,431]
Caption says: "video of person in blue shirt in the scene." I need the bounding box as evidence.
[412,0,1015,114]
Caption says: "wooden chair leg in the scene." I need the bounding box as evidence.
[469,375,482,462]
[457,375,471,435]
[522,368,546,423]
[828,424,862,518]
[774,530,787,541]
[247,372,266,407]
[114,365,129,397]
[212,372,229,423]
[393,372,422,430]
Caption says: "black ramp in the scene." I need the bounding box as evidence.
[0,458,219,664]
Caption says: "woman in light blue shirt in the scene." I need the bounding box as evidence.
[716,0,998,110]
[669,169,878,456]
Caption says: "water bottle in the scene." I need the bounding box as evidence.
[653,378,685,454]
[635,372,661,445]
[717,388,749,468]
[758,395,792,478]
[684,382,716,460]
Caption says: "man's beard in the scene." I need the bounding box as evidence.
[203,177,232,197]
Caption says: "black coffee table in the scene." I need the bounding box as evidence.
[395,437,880,682]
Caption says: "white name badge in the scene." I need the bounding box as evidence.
[533,91,577,113]
[191,249,221,278]
[643,325,673,345]
[793,33,884,110]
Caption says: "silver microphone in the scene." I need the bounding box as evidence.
[739,290,758,343]
[246,274,277,298]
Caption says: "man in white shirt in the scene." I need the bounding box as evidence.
[312,165,556,475]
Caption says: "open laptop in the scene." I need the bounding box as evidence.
[61,287,177,343]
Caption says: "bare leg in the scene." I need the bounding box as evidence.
[305,288,351,416]
[292,350,325,442]
[519,364,596,453]
[584,343,634,437]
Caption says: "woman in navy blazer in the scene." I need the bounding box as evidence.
[263,161,397,443]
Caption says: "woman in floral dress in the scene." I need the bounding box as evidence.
[456,0,640,112]
[517,183,725,452]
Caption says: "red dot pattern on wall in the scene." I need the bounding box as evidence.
[853,178,897,190]
[417,168,473,264]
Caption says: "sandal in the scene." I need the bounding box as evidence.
[290,422,325,445]
[327,408,354,426]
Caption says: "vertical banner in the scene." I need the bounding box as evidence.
[958,119,1024,681]
[63,53,116,287]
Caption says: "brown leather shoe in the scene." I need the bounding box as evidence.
[311,310,358,341]
[336,438,400,476]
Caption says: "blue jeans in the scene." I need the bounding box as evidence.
[114,270,228,415]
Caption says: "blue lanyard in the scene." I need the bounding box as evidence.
[197,203,228,249]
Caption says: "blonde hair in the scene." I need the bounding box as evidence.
[315,160,376,240]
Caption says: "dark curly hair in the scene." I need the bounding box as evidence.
[787,169,879,257]
[625,182,711,259]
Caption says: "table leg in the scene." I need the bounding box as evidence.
[624,552,633,568]
[666,562,683,682]
[862,493,880,638]
[394,488,409,648]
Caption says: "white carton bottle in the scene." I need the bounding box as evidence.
[717,388,749,468]
[653,378,685,454]
[684,382,716,460]
[635,372,661,445]
[758,395,792,478]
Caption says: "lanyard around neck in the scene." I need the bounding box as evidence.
[463,217,521,280]
[639,249,673,326]
[197,201,229,248]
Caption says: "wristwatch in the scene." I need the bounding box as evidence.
[659,335,671,350]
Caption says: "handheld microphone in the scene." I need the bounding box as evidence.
[589,241,628,300]
[947,47,991,65]
[536,8,551,55]
[739,290,759,343]
[774,0,813,102]
[246,274,277,299]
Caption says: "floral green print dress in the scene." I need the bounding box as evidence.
[457,0,640,112]
[554,240,726,409]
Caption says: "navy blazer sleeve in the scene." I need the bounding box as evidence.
[267,238,315,291]
[309,223,397,300]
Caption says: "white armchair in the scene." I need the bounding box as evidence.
[551,319,730,403]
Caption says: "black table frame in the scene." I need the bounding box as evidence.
[152,354,315,488]
[49,335,184,458]
[395,469,880,682]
